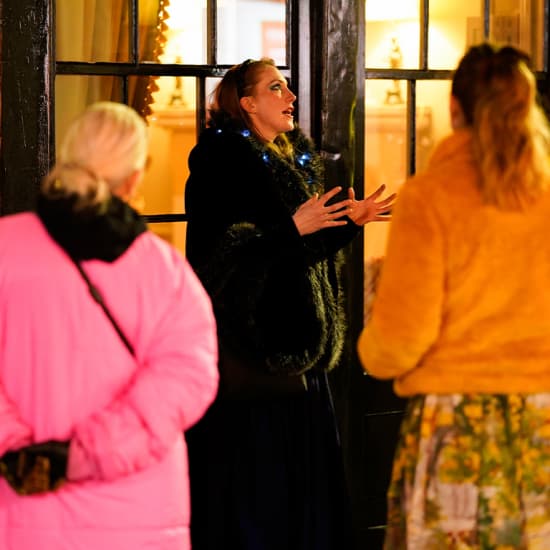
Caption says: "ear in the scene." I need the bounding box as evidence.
[114,169,143,201]
[239,96,256,114]
[450,95,466,130]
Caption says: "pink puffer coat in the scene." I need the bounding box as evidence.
[0,212,218,549]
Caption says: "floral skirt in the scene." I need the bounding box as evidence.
[384,393,550,550]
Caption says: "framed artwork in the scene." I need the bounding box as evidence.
[261,21,285,65]
[467,0,543,69]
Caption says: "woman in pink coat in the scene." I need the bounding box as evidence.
[0,101,219,549]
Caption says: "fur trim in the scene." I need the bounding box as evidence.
[189,126,348,375]
[36,193,146,261]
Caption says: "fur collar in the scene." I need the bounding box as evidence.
[36,192,147,262]
[210,124,325,209]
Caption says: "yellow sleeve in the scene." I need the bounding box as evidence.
[357,178,444,379]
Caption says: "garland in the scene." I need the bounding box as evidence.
[218,125,326,213]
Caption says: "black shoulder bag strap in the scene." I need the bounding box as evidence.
[0,257,135,495]
[71,259,135,357]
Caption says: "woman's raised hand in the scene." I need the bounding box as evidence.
[292,186,352,236]
[346,184,396,226]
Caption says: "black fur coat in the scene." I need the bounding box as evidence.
[185,124,360,380]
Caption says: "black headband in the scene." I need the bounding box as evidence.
[235,58,255,97]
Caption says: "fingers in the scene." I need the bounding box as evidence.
[365,184,386,201]
[376,192,397,207]
[295,186,355,234]
[317,187,352,215]
[350,185,395,207]
[296,193,319,211]
[319,186,343,204]
[325,208,349,221]
[327,201,352,215]
[323,211,349,226]
[308,193,322,209]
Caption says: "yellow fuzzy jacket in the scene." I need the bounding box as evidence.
[357,128,550,396]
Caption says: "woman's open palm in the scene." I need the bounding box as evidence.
[346,184,396,226]
[292,186,352,236]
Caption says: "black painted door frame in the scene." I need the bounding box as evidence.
[7,2,550,549]
[0,0,53,215]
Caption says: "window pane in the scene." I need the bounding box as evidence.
[148,75,197,113]
[150,0,207,64]
[56,0,130,62]
[136,0,172,63]
[490,0,545,70]
[55,76,123,151]
[366,0,420,69]
[141,77,197,216]
[56,0,178,63]
[428,0,483,69]
[364,98,407,262]
[417,80,451,166]
[363,84,435,322]
[148,221,188,256]
[366,78,407,110]
[217,0,286,66]
[363,79,440,321]
[206,77,222,109]
[56,74,156,124]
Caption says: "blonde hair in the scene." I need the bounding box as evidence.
[452,43,550,210]
[42,101,148,209]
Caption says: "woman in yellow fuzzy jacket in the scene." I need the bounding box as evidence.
[358,42,550,549]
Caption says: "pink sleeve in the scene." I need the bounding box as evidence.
[67,260,218,482]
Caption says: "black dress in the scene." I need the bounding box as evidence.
[185,124,358,550]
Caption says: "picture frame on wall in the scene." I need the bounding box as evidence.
[466,0,543,70]
[261,20,285,65]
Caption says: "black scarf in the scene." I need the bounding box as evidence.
[36,192,147,262]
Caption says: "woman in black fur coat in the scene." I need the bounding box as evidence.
[184,58,394,550]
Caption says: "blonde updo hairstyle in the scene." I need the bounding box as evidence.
[42,101,148,209]
[452,43,550,210]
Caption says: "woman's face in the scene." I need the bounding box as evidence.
[241,65,296,142]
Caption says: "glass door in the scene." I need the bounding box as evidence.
[359,0,547,544]
[55,0,289,255]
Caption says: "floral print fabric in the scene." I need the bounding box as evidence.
[384,393,550,549]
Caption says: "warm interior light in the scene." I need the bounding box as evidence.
[150,1,202,112]
[366,0,419,22]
